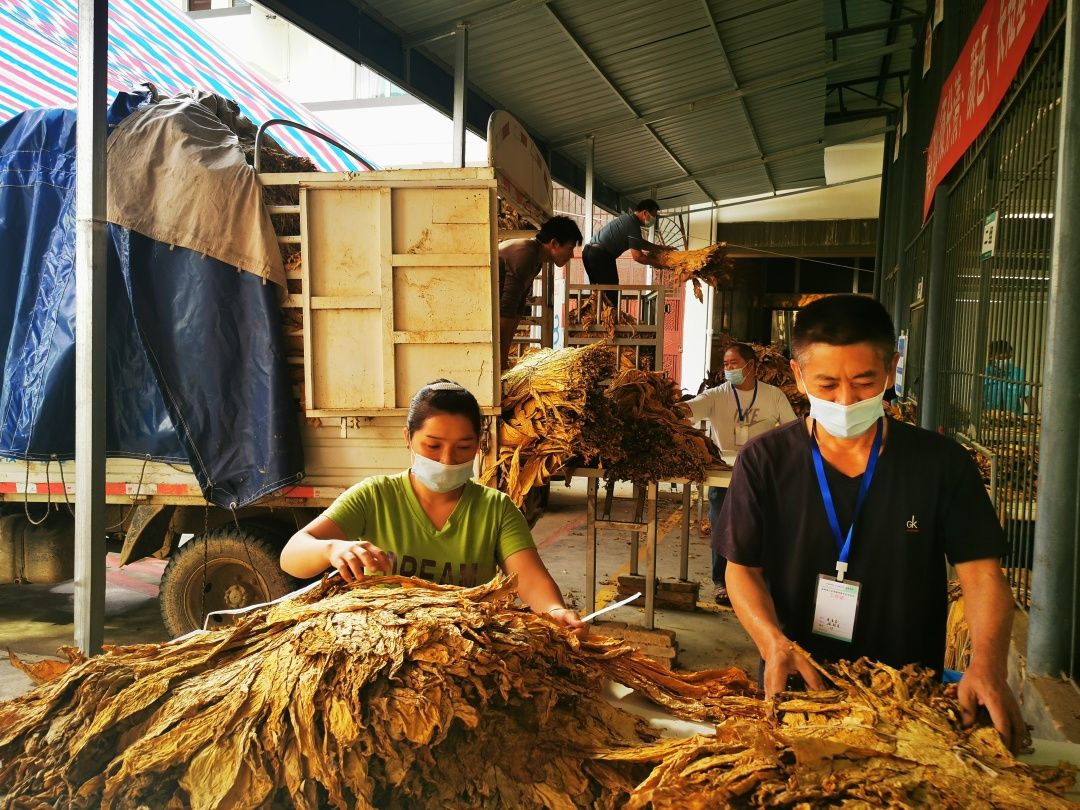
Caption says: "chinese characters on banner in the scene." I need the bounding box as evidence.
[923,0,1051,219]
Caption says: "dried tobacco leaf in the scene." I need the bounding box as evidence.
[0,575,755,809]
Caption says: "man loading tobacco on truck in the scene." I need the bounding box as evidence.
[715,294,1026,753]
[581,199,672,301]
[498,216,582,367]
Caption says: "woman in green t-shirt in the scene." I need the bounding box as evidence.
[280,380,586,636]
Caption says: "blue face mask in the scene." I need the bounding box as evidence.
[411,453,474,493]
[724,366,746,386]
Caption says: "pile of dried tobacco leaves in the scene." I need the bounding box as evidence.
[2,577,1075,809]
[0,576,754,810]
[598,655,1075,809]
[483,345,723,505]
[652,243,735,301]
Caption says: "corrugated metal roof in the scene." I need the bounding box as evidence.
[263,0,927,208]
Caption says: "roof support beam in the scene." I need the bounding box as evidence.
[699,0,774,194]
[827,70,908,90]
[622,124,892,196]
[258,0,624,209]
[404,0,553,48]
[875,0,906,103]
[543,4,714,201]
[550,41,913,149]
[825,108,896,125]
[825,14,922,40]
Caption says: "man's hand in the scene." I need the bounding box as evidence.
[762,639,826,696]
[957,661,1028,753]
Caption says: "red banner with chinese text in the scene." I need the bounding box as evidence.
[923,0,1051,218]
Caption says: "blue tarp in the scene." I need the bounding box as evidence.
[0,95,303,507]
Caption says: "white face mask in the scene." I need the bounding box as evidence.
[411,453,474,493]
[724,365,746,386]
[807,384,888,439]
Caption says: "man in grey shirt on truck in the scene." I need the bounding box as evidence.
[581,199,672,298]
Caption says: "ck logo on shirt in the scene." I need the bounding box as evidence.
[906,514,919,532]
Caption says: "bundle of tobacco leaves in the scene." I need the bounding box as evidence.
[595,655,1074,809]
[581,369,724,486]
[652,243,734,301]
[498,198,536,232]
[484,346,723,505]
[481,343,616,506]
[0,576,756,810]
[566,294,631,337]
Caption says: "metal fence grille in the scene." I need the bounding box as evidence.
[900,225,932,402]
[934,11,1064,610]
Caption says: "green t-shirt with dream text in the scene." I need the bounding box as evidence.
[322,471,535,587]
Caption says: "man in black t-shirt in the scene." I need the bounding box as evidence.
[717,294,1026,753]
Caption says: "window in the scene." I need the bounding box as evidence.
[187,0,249,11]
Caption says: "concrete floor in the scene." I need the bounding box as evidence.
[0,477,758,701]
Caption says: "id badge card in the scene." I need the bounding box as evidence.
[735,423,749,446]
[811,574,861,643]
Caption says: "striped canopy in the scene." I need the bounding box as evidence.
[0,0,373,171]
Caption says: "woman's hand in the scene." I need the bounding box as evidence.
[326,539,391,583]
[547,606,589,638]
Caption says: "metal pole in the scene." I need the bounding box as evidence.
[920,185,949,431]
[584,135,595,243]
[646,185,657,286]
[74,0,108,655]
[1029,0,1080,677]
[452,23,468,168]
[891,132,915,332]
[874,126,896,300]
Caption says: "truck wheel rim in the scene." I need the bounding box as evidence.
[181,556,270,630]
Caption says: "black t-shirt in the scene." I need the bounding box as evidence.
[716,417,1006,671]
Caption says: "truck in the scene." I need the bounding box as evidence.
[0,97,556,637]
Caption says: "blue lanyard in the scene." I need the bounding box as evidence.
[732,381,758,422]
[809,418,883,579]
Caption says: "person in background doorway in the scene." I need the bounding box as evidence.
[982,339,1027,415]
[498,216,583,367]
[717,295,1025,753]
[684,342,797,605]
[581,199,672,297]
[281,380,587,637]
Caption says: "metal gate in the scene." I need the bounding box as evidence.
[933,8,1064,610]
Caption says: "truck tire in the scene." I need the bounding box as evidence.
[159,526,299,638]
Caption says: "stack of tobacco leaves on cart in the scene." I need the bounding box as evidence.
[484,346,722,505]
[593,655,1074,809]
[581,369,725,486]
[2,579,1074,809]
[652,243,734,301]
[482,343,616,506]
[566,296,647,370]
[0,576,757,810]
